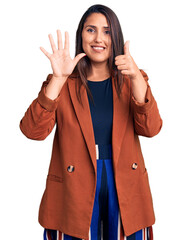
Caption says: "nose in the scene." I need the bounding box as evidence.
[94,31,102,43]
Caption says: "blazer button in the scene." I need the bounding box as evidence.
[67,165,75,173]
[131,163,138,170]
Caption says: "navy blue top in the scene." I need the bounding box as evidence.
[87,77,113,144]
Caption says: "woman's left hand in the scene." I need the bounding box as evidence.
[115,41,142,80]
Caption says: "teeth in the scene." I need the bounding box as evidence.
[92,47,104,50]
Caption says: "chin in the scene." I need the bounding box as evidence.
[87,55,109,64]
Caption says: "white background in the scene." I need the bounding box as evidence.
[1,0,181,239]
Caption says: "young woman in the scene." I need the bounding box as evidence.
[20,4,162,240]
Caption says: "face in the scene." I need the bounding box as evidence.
[82,13,112,65]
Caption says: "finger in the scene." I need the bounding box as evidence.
[48,34,57,53]
[124,40,130,55]
[120,70,130,75]
[115,58,126,66]
[115,55,123,60]
[40,46,51,59]
[115,55,126,61]
[116,64,127,71]
[64,31,69,50]
[73,53,86,67]
[57,29,63,50]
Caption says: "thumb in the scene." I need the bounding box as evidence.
[73,53,86,66]
[124,40,130,55]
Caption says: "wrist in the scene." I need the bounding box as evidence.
[130,70,142,81]
[45,75,67,100]
[52,75,67,82]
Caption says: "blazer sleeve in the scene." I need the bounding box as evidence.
[19,73,61,140]
[130,69,163,137]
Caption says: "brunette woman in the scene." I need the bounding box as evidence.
[20,4,162,240]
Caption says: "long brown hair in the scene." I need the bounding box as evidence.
[70,4,125,106]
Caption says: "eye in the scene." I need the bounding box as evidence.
[87,28,95,33]
[105,30,110,35]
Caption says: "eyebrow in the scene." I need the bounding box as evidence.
[85,25,110,29]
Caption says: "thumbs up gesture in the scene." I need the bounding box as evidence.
[115,41,142,80]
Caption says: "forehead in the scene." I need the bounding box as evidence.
[84,13,109,27]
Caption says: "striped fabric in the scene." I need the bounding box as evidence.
[43,144,153,240]
[43,226,153,240]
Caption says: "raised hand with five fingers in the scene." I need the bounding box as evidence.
[39,30,86,100]
[40,30,86,79]
[115,40,142,80]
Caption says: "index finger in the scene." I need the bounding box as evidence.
[115,55,124,60]
[115,55,120,60]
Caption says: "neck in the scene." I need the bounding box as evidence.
[87,62,110,81]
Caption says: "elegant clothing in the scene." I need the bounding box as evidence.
[43,78,153,239]
[43,145,153,240]
[20,70,162,238]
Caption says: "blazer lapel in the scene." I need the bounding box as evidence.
[111,76,130,171]
[68,78,97,172]
[68,75,130,173]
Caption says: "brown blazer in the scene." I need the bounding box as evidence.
[20,69,163,239]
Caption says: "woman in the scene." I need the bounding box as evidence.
[20,4,162,240]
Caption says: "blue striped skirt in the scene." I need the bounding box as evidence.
[43,144,153,240]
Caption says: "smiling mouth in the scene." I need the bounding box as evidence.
[91,46,106,53]
[91,46,105,50]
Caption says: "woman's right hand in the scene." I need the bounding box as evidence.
[40,30,86,79]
